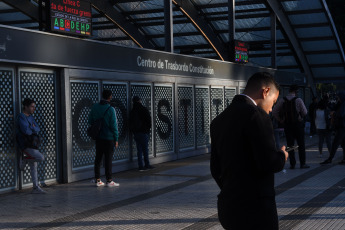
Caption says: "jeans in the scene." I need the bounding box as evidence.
[317,129,332,154]
[328,127,345,161]
[23,148,44,188]
[284,122,306,166]
[95,139,114,181]
[134,132,150,168]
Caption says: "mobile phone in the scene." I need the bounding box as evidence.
[285,146,298,152]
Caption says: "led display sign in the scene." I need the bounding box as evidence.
[234,40,249,63]
[50,0,92,37]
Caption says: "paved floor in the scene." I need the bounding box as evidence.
[1,135,345,230]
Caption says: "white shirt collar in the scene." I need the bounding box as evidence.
[240,94,257,106]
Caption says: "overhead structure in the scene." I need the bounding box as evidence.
[0,0,344,85]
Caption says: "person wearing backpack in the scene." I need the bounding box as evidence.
[320,91,345,165]
[88,89,119,187]
[17,98,46,194]
[129,96,153,171]
[272,85,309,169]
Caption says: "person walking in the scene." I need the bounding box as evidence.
[210,72,288,230]
[88,89,120,187]
[129,96,154,171]
[315,99,332,158]
[17,98,46,194]
[273,84,309,169]
[320,91,345,165]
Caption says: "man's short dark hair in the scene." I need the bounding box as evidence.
[289,84,299,93]
[132,96,140,103]
[22,98,36,107]
[102,89,112,100]
[245,72,280,92]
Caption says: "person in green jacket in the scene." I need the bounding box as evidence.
[88,89,119,187]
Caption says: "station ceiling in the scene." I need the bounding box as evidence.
[0,0,344,84]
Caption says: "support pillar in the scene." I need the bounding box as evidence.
[271,12,277,69]
[164,0,173,53]
[228,0,235,62]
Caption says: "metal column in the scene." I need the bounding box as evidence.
[164,0,173,53]
[271,12,277,69]
[228,0,235,62]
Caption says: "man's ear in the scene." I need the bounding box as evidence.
[263,87,270,98]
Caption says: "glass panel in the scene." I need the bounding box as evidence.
[210,87,224,121]
[307,54,342,65]
[0,70,15,191]
[195,87,210,147]
[177,86,194,150]
[295,27,332,38]
[301,40,337,51]
[312,67,345,78]
[71,81,98,169]
[282,1,322,11]
[289,13,327,25]
[155,85,174,154]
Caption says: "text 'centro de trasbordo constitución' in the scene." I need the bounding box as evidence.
[137,56,215,75]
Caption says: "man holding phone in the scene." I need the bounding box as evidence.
[210,72,288,230]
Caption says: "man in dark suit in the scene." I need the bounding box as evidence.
[210,72,288,230]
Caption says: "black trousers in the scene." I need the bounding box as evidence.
[95,139,114,181]
[328,127,345,161]
[218,196,278,230]
[284,122,306,166]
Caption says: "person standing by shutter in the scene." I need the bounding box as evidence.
[88,89,119,187]
[273,85,309,169]
[129,96,154,171]
[17,98,46,194]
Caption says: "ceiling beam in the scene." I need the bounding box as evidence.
[90,0,154,49]
[1,0,39,21]
[173,0,228,61]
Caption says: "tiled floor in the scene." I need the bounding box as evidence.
[1,135,345,229]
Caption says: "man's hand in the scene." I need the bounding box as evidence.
[281,146,289,161]
[115,141,118,149]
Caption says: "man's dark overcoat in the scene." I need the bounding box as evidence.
[210,95,286,230]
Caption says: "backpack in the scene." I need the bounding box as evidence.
[280,97,299,125]
[129,108,143,132]
[87,106,111,140]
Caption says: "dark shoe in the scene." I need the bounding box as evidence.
[338,160,345,165]
[300,164,310,169]
[145,165,155,170]
[289,165,295,169]
[320,159,332,165]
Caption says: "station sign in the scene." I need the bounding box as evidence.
[234,40,249,63]
[50,0,92,37]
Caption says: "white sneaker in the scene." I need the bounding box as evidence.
[32,186,47,194]
[106,181,120,187]
[96,180,105,187]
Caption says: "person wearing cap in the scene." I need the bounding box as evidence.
[129,96,153,171]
